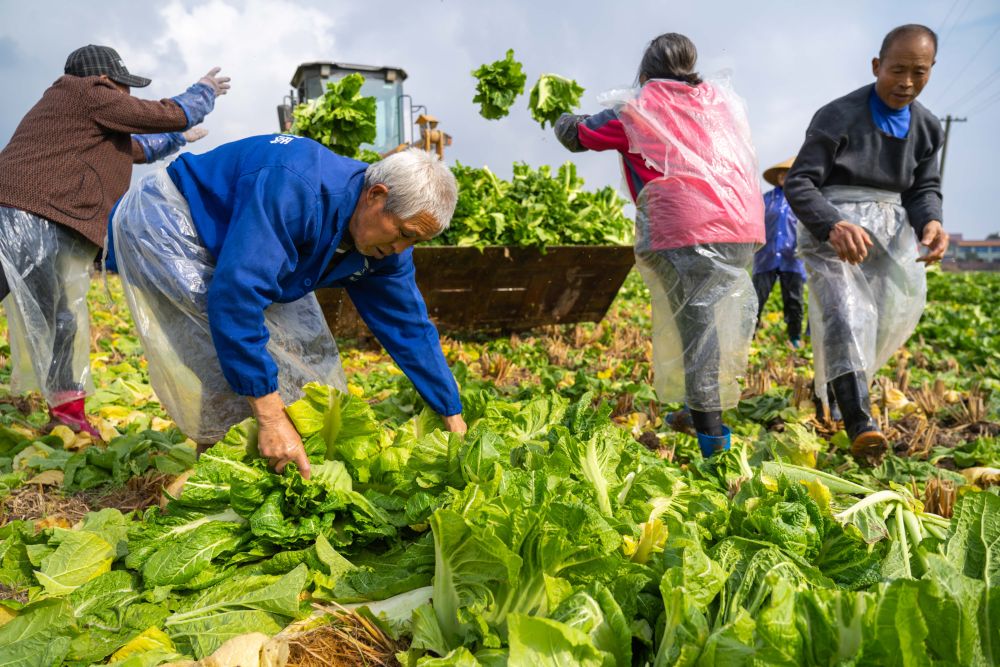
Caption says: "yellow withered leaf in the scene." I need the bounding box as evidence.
[35,516,72,530]
[884,387,911,411]
[96,419,121,442]
[99,405,132,420]
[67,431,95,452]
[0,606,17,628]
[26,470,64,486]
[111,626,176,661]
[151,417,175,432]
[49,425,76,448]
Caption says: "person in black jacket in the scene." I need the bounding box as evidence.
[785,24,949,463]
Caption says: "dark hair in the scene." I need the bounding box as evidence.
[637,33,703,86]
[879,24,938,59]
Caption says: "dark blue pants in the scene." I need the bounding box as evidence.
[753,269,804,341]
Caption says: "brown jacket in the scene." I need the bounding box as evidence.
[0,75,188,247]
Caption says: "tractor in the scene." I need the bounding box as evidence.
[276,62,451,157]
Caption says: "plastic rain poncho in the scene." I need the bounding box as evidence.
[110,171,346,444]
[0,207,94,405]
[800,186,927,399]
[606,78,764,411]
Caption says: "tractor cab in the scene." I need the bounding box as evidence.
[277,62,407,154]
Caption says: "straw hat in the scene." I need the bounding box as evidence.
[763,157,796,187]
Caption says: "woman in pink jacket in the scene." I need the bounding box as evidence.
[555,33,764,457]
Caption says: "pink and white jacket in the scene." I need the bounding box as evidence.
[568,79,764,251]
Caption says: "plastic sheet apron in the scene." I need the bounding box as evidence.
[111,171,347,444]
[0,206,95,404]
[798,186,926,399]
[635,241,757,412]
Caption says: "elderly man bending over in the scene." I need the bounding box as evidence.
[106,135,465,478]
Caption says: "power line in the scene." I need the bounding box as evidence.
[939,0,975,48]
[949,65,1000,111]
[967,88,1000,115]
[936,24,1000,105]
[937,0,963,34]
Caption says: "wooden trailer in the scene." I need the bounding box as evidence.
[315,245,635,339]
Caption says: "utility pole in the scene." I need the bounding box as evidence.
[939,115,967,182]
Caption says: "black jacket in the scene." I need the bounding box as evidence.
[785,84,943,242]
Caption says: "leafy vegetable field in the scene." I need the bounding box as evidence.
[1,269,998,666]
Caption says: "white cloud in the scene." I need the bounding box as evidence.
[113,0,341,152]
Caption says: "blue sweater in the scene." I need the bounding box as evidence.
[153,134,459,416]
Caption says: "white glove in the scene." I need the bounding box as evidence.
[182,126,209,143]
[198,67,231,96]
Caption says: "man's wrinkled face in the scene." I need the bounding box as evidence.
[872,34,936,110]
[349,184,439,259]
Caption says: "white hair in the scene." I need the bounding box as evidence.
[363,148,457,233]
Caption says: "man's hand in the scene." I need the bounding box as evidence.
[182,126,209,143]
[917,220,948,264]
[442,414,467,435]
[199,66,231,96]
[828,220,874,264]
[250,392,311,479]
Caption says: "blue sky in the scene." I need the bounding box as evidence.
[2,0,998,237]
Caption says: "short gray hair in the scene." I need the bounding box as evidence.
[363,148,457,233]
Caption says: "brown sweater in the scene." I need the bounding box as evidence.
[0,75,188,247]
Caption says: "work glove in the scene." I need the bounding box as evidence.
[183,126,209,142]
[198,66,231,96]
[554,113,591,153]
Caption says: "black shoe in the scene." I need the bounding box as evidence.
[830,371,887,461]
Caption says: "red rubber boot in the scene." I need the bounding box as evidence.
[49,394,101,439]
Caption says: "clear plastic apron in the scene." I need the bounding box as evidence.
[0,207,94,405]
[111,170,347,443]
[798,186,926,398]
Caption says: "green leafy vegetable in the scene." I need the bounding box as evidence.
[436,161,632,248]
[472,49,527,120]
[529,74,585,128]
[290,73,377,158]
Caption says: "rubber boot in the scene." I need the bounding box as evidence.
[665,406,696,436]
[690,409,724,437]
[697,426,731,458]
[826,383,842,422]
[49,394,101,439]
[830,372,886,461]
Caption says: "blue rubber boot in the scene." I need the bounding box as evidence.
[697,426,731,458]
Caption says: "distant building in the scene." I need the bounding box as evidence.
[942,234,1000,271]
[944,234,1000,262]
